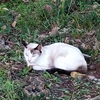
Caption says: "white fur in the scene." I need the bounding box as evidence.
[24,43,39,66]
[24,43,87,71]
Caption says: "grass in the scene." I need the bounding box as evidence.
[0,0,100,99]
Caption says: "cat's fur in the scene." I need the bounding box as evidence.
[22,41,87,74]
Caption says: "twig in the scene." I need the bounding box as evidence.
[6,40,17,45]
[0,52,6,56]
[85,95,100,100]
[79,11,93,14]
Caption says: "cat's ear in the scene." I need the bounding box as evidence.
[34,44,42,51]
[22,40,28,48]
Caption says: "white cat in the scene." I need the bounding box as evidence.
[22,41,88,74]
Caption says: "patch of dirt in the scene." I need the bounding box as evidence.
[1,30,100,99]
[10,61,100,99]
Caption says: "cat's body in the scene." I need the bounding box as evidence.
[23,41,87,74]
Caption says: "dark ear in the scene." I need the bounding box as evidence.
[34,44,42,51]
[22,40,28,48]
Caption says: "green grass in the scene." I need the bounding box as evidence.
[0,0,100,99]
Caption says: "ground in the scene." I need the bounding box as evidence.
[0,0,100,100]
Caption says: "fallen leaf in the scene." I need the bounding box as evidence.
[85,95,100,100]
[38,34,48,39]
[67,19,75,27]
[70,71,86,78]
[24,85,33,97]
[44,4,52,13]
[81,43,91,50]
[2,7,8,11]
[65,37,69,43]
[22,0,29,3]
[0,37,11,50]
[93,38,100,50]
[0,52,6,56]
[84,95,91,98]
[49,26,60,35]
[75,39,81,43]
[1,25,6,30]
[53,0,56,2]
[9,10,18,17]
[11,66,19,70]
[12,21,16,28]
[59,28,69,34]
[49,23,60,35]
[89,65,96,70]
[93,4,98,9]
[12,14,21,28]
[0,0,9,3]
[86,30,96,36]
[92,2,99,9]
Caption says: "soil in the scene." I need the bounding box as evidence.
[0,31,100,100]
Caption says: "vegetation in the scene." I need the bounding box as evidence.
[0,0,100,100]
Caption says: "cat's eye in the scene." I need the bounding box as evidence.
[32,52,36,55]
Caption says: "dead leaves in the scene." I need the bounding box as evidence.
[85,95,100,100]
[70,72,86,78]
[0,0,9,3]
[49,26,60,35]
[1,25,6,30]
[24,76,50,97]
[93,38,100,51]
[1,8,21,28]
[12,13,21,28]
[5,9,21,28]
[22,0,30,3]
[0,35,11,50]
[81,43,91,50]
[39,27,100,54]
[84,30,100,51]
[2,7,8,11]
[86,30,96,36]
[49,23,60,35]
[44,4,52,14]
[64,30,100,52]
[65,37,70,44]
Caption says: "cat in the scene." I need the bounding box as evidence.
[22,41,88,74]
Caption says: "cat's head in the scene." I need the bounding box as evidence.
[22,40,42,66]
